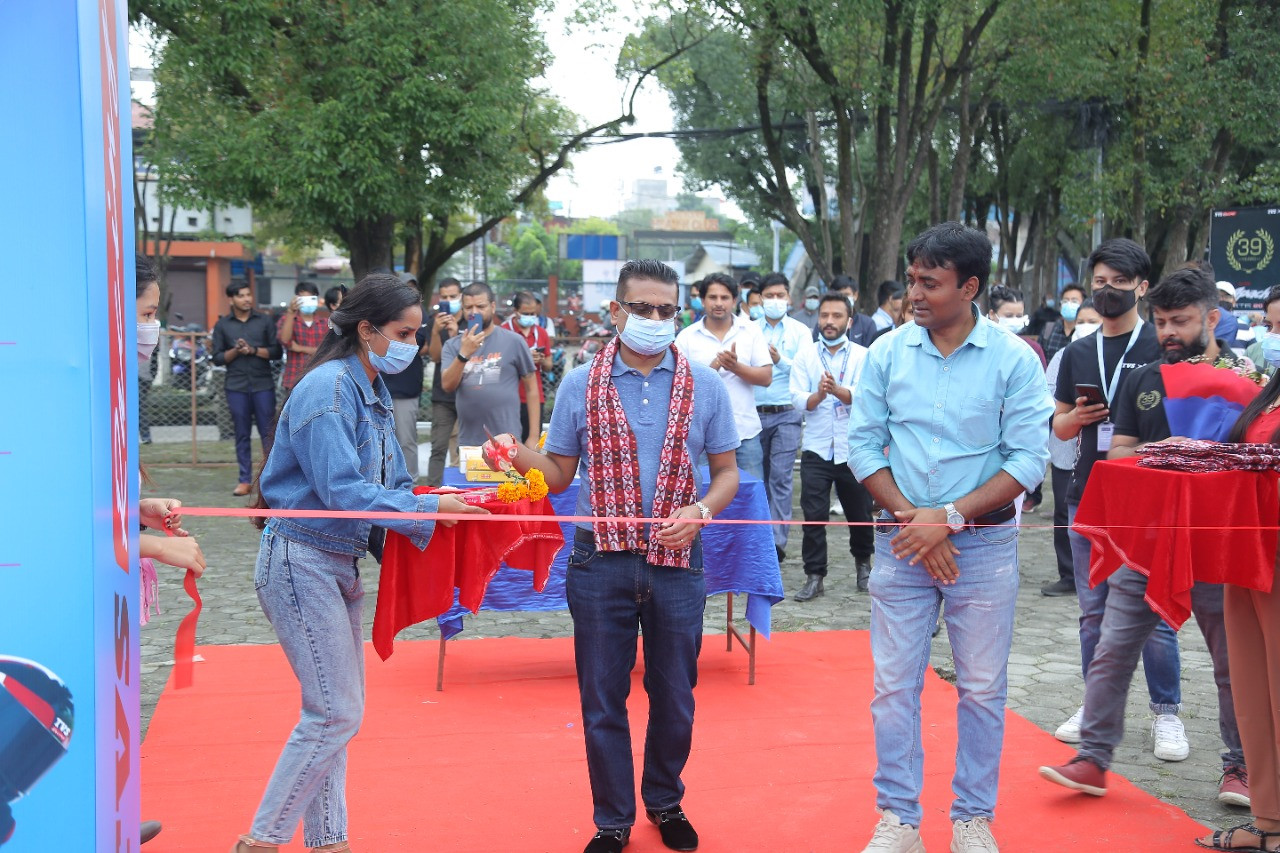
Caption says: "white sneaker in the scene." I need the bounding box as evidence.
[831,500,843,516]
[1152,713,1190,761]
[951,817,999,852]
[862,810,926,853]
[1054,706,1084,744]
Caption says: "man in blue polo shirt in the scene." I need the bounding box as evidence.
[482,259,739,853]
[849,222,1051,853]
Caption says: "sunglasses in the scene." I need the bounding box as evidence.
[620,300,680,321]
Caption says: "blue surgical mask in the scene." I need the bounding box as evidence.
[820,329,847,345]
[445,298,461,314]
[748,305,764,322]
[804,298,819,312]
[1060,301,1080,322]
[1252,325,1267,345]
[369,329,419,374]
[517,314,537,328]
[619,312,676,356]
[1262,333,1280,368]
[690,296,703,311]
[298,295,319,315]
[763,299,788,321]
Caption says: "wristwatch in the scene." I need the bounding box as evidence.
[943,502,965,533]
[695,501,713,520]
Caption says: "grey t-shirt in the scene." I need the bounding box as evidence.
[441,326,536,444]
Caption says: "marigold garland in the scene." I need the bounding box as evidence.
[496,467,549,503]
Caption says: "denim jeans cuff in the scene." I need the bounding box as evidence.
[1149,702,1182,715]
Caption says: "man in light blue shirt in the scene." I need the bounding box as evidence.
[789,293,870,601]
[847,222,1052,853]
[754,272,813,561]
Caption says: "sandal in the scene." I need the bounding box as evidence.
[308,845,350,852]
[1196,823,1280,851]
[230,837,279,852]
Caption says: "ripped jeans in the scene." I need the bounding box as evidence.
[868,513,1020,826]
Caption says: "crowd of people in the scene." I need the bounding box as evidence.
[138,222,1278,853]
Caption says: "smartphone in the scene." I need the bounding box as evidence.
[467,313,483,335]
[1075,383,1107,407]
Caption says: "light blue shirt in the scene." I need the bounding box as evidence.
[544,349,739,530]
[848,308,1052,508]
[790,338,868,464]
[754,314,813,406]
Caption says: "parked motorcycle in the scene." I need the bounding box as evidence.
[543,339,565,399]
[572,308,615,367]
[168,314,211,390]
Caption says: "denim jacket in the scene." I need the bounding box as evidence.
[260,353,437,556]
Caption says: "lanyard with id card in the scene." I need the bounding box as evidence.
[1094,318,1143,452]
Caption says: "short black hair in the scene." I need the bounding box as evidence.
[461,281,495,304]
[1061,282,1087,300]
[324,285,347,310]
[988,285,1025,315]
[225,282,251,298]
[437,277,461,294]
[1146,266,1218,315]
[830,274,858,294]
[905,221,993,297]
[1087,238,1151,283]
[819,292,851,316]
[512,290,539,310]
[136,254,157,297]
[699,272,739,302]
[616,259,680,301]
[1263,285,1280,315]
[877,280,905,306]
[760,272,789,290]
[294,281,320,296]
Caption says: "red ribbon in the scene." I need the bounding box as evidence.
[160,521,203,689]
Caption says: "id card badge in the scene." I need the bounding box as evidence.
[1097,421,1114,452]
[833,401,849,420]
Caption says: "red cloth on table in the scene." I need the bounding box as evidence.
[371,488,563,660]
[1073,456,1278,629]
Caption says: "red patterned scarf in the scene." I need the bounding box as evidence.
[585,336,698,567]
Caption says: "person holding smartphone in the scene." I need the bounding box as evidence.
[501,290,553,440]
[1048,238,1187,758]
[439,282,539,447]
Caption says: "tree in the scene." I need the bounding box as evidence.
[132,0,701,285]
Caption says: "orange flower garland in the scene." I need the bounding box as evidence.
[496,467,549,503]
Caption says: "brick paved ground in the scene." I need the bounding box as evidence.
[139,453,1248,834]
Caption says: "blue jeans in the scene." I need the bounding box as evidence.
[565,530,706,829]
[251,527,365,847]
[757,409,802,549]
[869,515,1020,826]
[1079,568,1243,771]
[735,434,764,481]
[1067,502,1181,711]
[227,388,277,484]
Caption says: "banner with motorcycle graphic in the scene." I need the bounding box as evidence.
[0,1,139,850]
[1210,206,1280,312]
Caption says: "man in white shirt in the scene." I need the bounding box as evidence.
[755,272,813,561]
[675,272,772,477]
[788,293,871,601]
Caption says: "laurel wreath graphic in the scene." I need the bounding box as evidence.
[1226,228,1275,275]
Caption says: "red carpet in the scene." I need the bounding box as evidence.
[141,632,1205,852]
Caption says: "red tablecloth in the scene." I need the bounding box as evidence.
[1073,457,1279,628]
[372,489,563,659]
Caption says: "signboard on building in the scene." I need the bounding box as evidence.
[1209,206,1280,311]
[651,210,721,232]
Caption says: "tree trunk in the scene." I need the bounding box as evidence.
[1129,0,1152,245]
[340,214,396,281]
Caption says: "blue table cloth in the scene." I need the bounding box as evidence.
[436,468,783,639]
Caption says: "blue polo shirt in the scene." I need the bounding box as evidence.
[544,349,740,530]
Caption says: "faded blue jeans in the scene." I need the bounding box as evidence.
[735,434,764,481]
[757,409,803,549]
[1067,501,1182,712]
[250,526,365,847]
[565,530,706,830]
[869,514,1020,826]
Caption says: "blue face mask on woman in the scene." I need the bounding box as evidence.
[368,328,419,374]
[619,312,676,356]
[1262,332,1280,368]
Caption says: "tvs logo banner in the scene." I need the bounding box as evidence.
[1211,207,1280,312]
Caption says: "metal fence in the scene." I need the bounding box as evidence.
[139,329,600,466]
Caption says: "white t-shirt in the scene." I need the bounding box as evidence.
[675,316,772,440]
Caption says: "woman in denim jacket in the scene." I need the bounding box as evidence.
[232,274,484,853]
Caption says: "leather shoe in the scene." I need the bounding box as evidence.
[584,827,630,853]
[856,558,871,592]
[775,545,785,563]
[1041,578,1076,597]
[794,575,824,602]
[646,806,698,851]
[233,483,252,497]
[140,820,162,844]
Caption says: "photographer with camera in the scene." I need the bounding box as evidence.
[424,277,463,485]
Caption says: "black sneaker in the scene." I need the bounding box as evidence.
[584,827,630,853]
[646,806,698,851]
[1041,578,1076,597]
